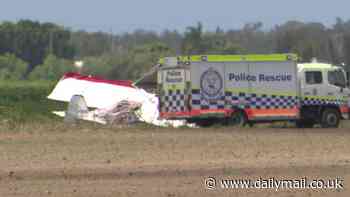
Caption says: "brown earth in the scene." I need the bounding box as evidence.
[0,123,350,197]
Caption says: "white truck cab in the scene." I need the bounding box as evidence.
[297,62,350,127]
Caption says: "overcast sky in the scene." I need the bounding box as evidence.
[1,0,350,33]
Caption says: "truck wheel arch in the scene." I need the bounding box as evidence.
[320,107,341,128]
[229,108,248,127]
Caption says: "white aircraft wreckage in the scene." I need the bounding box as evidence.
[48,73,191,127]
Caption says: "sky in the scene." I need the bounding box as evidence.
[1,0,350,33]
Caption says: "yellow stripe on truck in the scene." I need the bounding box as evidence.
[164,84,185,90]
[159,54,298,64]
[303,95,346,101]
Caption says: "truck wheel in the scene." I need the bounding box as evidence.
[321,108,340,128]
[230,110,247,127]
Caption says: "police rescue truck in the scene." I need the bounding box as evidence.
[157,54,350,128]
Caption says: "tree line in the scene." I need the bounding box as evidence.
[1,19,350,81]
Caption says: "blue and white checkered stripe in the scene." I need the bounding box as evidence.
[162,89,347,113]
[192,91,226,110]
[301,97,345,106]
[191,90,298,110]
[161,89,186,112]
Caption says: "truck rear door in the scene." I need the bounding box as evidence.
[159,67,190,118]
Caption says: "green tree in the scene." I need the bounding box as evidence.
[28,54,75,80]
[0,53,27,80]
[182,22,204,54]
[0,20,75,75]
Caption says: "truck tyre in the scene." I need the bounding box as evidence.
[321,108,340,128]
[230,110,247,127]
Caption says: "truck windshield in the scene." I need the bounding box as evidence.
[328,69,346,88]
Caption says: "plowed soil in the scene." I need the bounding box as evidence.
[0,124,349,197]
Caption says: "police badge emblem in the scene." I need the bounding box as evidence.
[200,67,223,100]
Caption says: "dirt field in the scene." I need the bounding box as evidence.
[0,123,350,197]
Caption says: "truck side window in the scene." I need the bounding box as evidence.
[305,71,322,84]
[328,71,337,85]
[328,70,346,88]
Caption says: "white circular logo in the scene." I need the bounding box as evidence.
[200,68,223,99]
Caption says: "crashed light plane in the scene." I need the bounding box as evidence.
[48,72,189,127]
